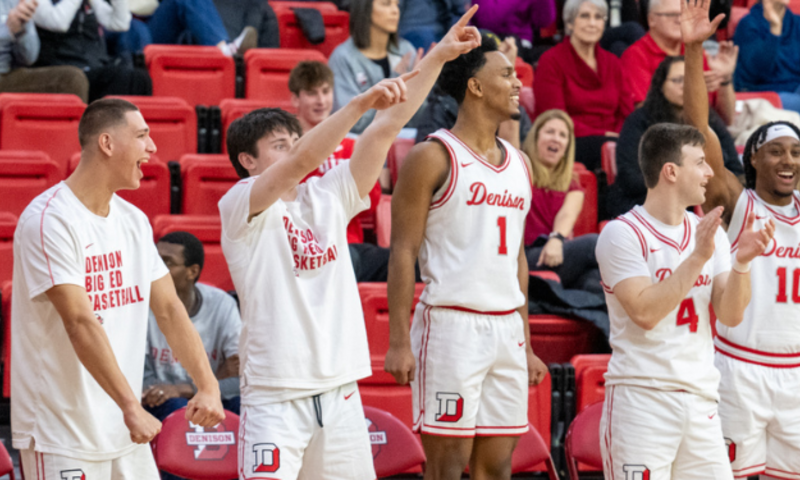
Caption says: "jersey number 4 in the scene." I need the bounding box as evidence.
[775,267,800,303]
[676,297,699,333]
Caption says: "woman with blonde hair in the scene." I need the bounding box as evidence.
[523,109,601,293]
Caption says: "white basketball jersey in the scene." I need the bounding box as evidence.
[418,129,532,312]
[715,189,800,366]
[598,206,731,400]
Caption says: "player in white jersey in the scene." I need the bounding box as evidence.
[218,10,481,480]
[11,99,224,480]
[681,1,800,477]
[595,115,775,478]
[384,34,548,480]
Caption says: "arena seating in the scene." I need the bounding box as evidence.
[565,401,604,479]
[145,45,236,106]
[0,435,13,479]
[571,354,611,413]
[178,154,239,216]
[363,406,426,476]
[0,214,14,288]
[2,281,11,398]
[0,151,61,217]
[109,96,197,163]
[271,2,349,57]
[515,57,534,88]
[220,99,275,154]
[601,141,617,185]
[387,137,415,187]
[520,86,535,115]
[529,315,605,365]
[244,49,328,111]
[736,91,783,109]
[359,384,415,430]
[572,165,599,236]
[510,425,559,477]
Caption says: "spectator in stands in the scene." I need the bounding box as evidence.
[0,0,89,101]
[289,60,389,281]
[620,0,737,124]
[733,0,800,114]
[606,56,743,218]
[33,0,152,101]
[471,0,556,65]
[213,0,279,49]
[534,0,633,172]
[398,0,463,50]
[329,0,421,134]
[523,109,602,293]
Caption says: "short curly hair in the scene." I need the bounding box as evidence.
[436,33,499,105]
[226,108,303,178]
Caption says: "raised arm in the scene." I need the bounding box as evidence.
[680,0,742,222]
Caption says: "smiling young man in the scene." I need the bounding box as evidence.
[11,98,224,479]
[681,0,800,477]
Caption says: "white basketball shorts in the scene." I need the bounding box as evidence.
[20,443,159,480]
[410,304,529,437]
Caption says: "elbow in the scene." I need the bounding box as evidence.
[717,312,744,328]
[63,313,101,340]
[630,312,659,331]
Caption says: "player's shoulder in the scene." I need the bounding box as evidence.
[17,183,73,236]
[596,214,645,251]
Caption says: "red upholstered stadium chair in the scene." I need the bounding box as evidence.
[0,151,62,217]
[0,96,84,176]
[108,96,197,162]
[519,86,535,116]
[529,315,604,364]
[220,99,274,154]
[0,437,14,479]
[736,91,783,109]
[271,4,349,57]
[270,1,338,12]
[244,49,328,110]
[601,141,617,185]
[145,45,235,106]
[571,354,611,413]
[359,385,415,430]
[375,194,391,248]
[515,57,534,88]
[387,137,416,187]
[573,168,598,237]
[179,154,239,215]
[363,406,426,477]
[725,6,750,38]
[791,0,800,14]
[152,215,234,291]
[511,424,559,478]
[0,214,14,288]
[2,281,11,398]
[565,401,604,479]
[528,374,552,450]
[153,407,239,480]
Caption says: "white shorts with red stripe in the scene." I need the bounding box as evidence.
[410,304,529,437]
[600,385,733,480]
[20,443,158,480]
[715,350,800,479]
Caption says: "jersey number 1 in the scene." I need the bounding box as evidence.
[497,216,507,255]
[676,298,699,333]
[776,267,800,303]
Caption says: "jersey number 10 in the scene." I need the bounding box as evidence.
[775,267,800,303]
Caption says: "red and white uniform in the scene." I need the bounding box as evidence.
[596,206,733,480]
[715,189,800,479]
[411,129,532,437]
[12,182,166,478]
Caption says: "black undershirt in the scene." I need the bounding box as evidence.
[371,57,391,79]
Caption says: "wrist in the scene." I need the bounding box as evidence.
[732,259,751,274]
[720,77,733,86]
[548,232,566,243]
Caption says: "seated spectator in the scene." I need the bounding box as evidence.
[733,0,800,114]
[471,0,556,65]
[329,0,420,134]
[534,0,633,172]
[523,109,602,294]
[620,0,736,124]
[606,56,743,218]
[143,231,241,421]
[398,0,463,50]
[0,0,88,101]
[599,0,646,56]
[212,0,278,49]
[33,0,151,100]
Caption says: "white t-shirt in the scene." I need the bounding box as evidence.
[11,182,168,460]
[596,206,731,401]
[218,163,371,404]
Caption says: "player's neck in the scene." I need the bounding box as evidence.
[450,109,505,161]
[755,183,794,207]
[642,190,687,226]
[65,161,116,217]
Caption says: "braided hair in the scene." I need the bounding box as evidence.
[743,121,800,189]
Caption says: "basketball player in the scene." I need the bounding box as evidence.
[218,9,481,480]
[384,34,549,480]
[681,0,800,477]
[11,99,225,479]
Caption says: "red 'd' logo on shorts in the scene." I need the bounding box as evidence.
[253,443,280,473]
[622,464,650,480]
[186,421,235,460]
[435,392,464,422]
[60,470,86,480]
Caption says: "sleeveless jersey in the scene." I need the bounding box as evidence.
[597,206,731,400]
[715,189,800,367]
[418,129,532,312]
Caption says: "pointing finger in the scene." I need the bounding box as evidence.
[455,4,479,27]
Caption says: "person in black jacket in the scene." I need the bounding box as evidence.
[606,55,743,218]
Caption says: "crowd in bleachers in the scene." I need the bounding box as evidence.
[1,0,800,476]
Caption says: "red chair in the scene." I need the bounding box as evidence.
[736,91,783,109]
[511,424,559,478]
[244,49,328,111]
[363,406,426,477]
[601,141,617,185]
[573,168,598,237]
[272,4,349,57]
[565,401,604,479]
[0,151,62,217]
[571,354,611,413]
[725,5,750,38]
[528,374,552,450]
[375,194,391,248]
[220,99,275,153]
[0,214,15,288]
[109,96,197,162]
[145,45,236,106]
[519,86,535,115]
[515,57,534,88]
[791,0,800,14]
[529,315,604,365]
[2,281,11,398]
[153,407,239,480]
[387,137,416,187]
[0,437,15,479]
[270,1,339,12]
[152,215,234,291]
[179,154,239,215]
[359,384,415,430]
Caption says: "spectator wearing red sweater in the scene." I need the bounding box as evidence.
[620,0,737,124]
[535,0,633,172]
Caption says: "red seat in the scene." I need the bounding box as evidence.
[0,214,15,288]
[387,137,416,187]
[272,4,349,57]
[791,0,800,14]
[528,374,552,451]
[152,215,233,291]
[363,406,426,477]
[220,99,275,154]
[519,86,535,115]
[511,424,559,477]
[0,151,62,217]
[2,281,11,398]
[573,168,598,237]
[244,49,328,111]
[179,154,239,215]
[529,315,603,365]
[530,270,561,283]
[515,57,534,88]
[359,384,415,430]
[0,96,84,176]
[145,45,235,106]
[601,141,617,185]
[375,194,391,248]
[726,6,750,38]
[153,407,239,480]
[270,1,339,12]
[565,401,604,479]
[736,91,783,109]
[571,354,611,413]
[109,96,197,162]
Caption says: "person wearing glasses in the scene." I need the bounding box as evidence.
[606,55,743,218]
[620,0,736,124]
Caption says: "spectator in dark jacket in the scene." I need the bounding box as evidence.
[397,0,464,50]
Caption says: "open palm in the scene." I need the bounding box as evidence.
[680,0,726,44]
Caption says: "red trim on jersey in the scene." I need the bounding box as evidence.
[474,432,528,437]
[418,429,475,437]
[717,335,800,358]
[715,346,800,368]
[765,466,800,479]
[239,410,248,480]
[617,217,648,261]
[733,463,766,474]
[422,424,475,431]
[40,452,45,480]
[601,281,614,294]
[730,195,754,252]
[428,135,459,210]
[436,305,517,316]
[40,187,62,287]
[441,129,511,173]
[418,306,433,428]
[756,189,800,225]
[630,209,691,253]
[605,386,616,480]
